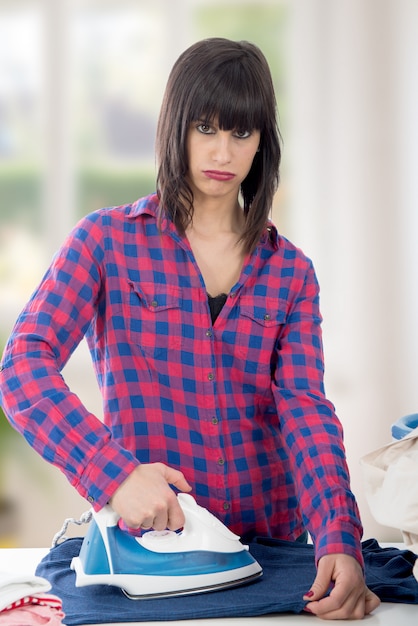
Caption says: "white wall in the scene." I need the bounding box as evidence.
[285,0,418,541]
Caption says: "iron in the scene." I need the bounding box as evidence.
[71,493,262,599]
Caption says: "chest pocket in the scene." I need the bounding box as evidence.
[126,281,183,357]
[235,295,287,371]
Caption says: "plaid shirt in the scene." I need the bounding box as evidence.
[0,194,363,564]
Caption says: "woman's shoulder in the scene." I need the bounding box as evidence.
[82,192,159,224]
[58,194,159,255]
[68,194,159,241]
[266,221,314,269]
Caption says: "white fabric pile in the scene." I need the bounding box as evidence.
[361,425,418,582]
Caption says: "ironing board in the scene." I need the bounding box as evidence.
[1,546,417,625]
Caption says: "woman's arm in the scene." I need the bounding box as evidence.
[271,259,380,618]
[0,212,138,509]
[272,259,363,565]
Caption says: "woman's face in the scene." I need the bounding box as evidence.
[186,118,260,205]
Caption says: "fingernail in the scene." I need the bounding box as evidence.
[304,590,314,598]
[303,606,313,613]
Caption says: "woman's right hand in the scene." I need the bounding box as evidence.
[108,462,192,531]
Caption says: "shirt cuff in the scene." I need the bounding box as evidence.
[314,522,364,569]
[74,443,140,510]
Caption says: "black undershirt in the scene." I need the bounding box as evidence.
[207,293,228,324]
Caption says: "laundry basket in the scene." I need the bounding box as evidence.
[361,414,418,582]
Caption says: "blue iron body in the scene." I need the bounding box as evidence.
[71,494,263,598]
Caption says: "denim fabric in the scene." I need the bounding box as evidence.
[35,537,418,626]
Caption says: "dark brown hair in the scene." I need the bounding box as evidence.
[156,38,281,253]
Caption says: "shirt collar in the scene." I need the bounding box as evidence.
[261,220,279,252]
[127,193,160,219]
[127,194,280,251]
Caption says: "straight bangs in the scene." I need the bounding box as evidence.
[185,61,268,133]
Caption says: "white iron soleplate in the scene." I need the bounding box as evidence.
[71,556,262,599]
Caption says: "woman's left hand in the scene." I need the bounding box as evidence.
[303,553,380,620]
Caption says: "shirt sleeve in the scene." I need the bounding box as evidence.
[0,213,139,509]
[272,258,364,567]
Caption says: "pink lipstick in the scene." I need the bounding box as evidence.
[203,170,236,181]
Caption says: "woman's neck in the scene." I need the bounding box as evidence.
[185,203,246,296]
[188,199,245,239]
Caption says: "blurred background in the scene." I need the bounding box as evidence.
[0,0,417,547]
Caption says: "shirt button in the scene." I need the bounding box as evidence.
[151,300,158,307]
[264,313,271,321]
[222,502,230,511]
[207,373,214,381]
[211,416,219,425]
[87,496,95,504]
[205,329,212,337]
[229,292,236,298]
[217,458,225,466]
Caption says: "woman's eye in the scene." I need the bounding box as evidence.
[197,123,213,134]
[234,129,251,139]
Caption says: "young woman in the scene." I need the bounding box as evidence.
[0,38,379,619]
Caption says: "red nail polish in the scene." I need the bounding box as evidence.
[304,590,314,598]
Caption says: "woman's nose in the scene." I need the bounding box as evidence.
[212,132,232,163]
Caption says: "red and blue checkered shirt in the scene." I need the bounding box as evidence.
[0,194,363,564]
